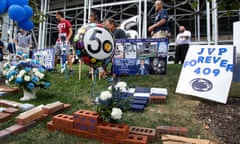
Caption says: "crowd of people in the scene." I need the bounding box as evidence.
[0,0,191,76]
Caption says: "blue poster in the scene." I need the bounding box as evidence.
[33,48,55,70]
[113,58,137,75]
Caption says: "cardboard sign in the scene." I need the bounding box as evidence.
[33,48,55,70]
[176,45,233,104]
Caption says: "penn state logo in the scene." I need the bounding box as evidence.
[83,27,114,60]
[190,78,213,92]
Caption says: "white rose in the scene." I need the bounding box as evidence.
[9,66,16,71]
[24,76,31,82]
[35,72,45,79]
[3,70,8,75]
[115,81,127,91]
[108,86,112,91]
[9,76,14,82]
[3,63,10,68]
[25,59,31,62]
[99,91,112,101]
[111,108,123,120]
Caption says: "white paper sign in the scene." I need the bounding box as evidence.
[176,45,233,104]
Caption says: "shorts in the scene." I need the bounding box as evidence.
[54,41,70,56]
[152,30,168,39]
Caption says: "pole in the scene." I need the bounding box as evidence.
[138,0,142,38]
[212,0,218,45]
[197,0,200,41]
[206,0,211,45]
[83,0,87,24]
[38,0,44,49]
[142,0,147,38]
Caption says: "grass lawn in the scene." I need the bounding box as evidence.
[0,64,239,144]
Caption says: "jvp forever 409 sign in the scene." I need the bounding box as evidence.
[176,45,233,104]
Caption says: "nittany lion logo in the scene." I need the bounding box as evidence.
[190,78,213,92]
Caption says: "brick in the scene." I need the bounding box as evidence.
[16,105,45,125]
[46,121,55,131]
[0,100,22,107]
[73,110,100,126]
[0,130,11,142]
[130,104,145,112]
[150,96,167,104]
[52,114,74,130]
[70,128,99,140]
[63,104,71,109]
[0,86,18,93]
[3,107,19,114]
[5,121,36,134]
[156,126,188,139]
[73,122,97,133]
[122,134,148,144]
[97,122,129,139]
[42,101,64,114]
[0,112,11,123]
[129,126,156,142]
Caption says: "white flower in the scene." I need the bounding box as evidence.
[9,66,16,72]
[32,68,39,73]
[35,72,45,79]
[108,86,112,91]
[9,76,14,82]
[115,81,127,91]
[99,91,112,101]
[24,76,31,82]
[2,70,8,75]
[25,59,31,62]
[95,97,99,104]
[3,63,10,68]
[19,70,25,75]
[111,108,123,120]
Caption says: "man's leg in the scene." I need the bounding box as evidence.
[175,46,181,64]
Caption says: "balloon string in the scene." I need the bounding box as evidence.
[91,68,98,98]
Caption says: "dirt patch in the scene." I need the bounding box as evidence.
[198,98,240,144]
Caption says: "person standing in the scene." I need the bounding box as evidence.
[14,29,32,59]
[0,40,4,61]
[55,11,73,73]
[175,26,191,64]
[148,0,169,38]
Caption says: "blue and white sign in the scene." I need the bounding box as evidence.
[33,48,55,70]
[176,45,234,104]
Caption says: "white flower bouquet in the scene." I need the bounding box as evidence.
[3,59,51,92]
[95,81,131,123]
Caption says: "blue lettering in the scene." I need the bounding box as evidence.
[197,48,204,55]
[203,68,211,75]
[197,56,204,63]
[213,57,221,64]
[208,48,215,55]
[218,48,227,55]
[226,64,233,72]
[194,67,201,75]
[184,60,197,68]
[205,56,211,63]
[220,59,228,67]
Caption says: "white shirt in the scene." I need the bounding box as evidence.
[176,30,191,45]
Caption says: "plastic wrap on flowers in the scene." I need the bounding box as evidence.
[3,59,51,92]
[74,23,115,68]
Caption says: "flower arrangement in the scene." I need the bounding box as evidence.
[3,59,50,92]
[95,81,131,123]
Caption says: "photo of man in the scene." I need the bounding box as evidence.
[137,58,150,75]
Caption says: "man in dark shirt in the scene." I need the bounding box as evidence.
[0,40,4,61]
[104,18,127,39]
[148,0,169,38]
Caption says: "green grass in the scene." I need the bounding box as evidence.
[0,64,239,144]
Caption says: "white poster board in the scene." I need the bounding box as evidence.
[176,45,233,104]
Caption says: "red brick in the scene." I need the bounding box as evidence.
[52,114,74,130]
[0,112,11,123]
[122,134,148,144]
[0,100,21,107]
[70,128,99,140]
[156,126,188,139]
[97,122,129,139]
[73,122,97,133]
[46,121,55,131]
[0,130,11,142]
[73,110,100,126]
[3,107,19,114]
[5,121,36,134]
[129,126,156,142]
[150,96,167,104]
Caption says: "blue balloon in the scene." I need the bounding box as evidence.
[0,0,7,12]
[8,5,26,22]
[8,0,29,6]
[23,5,33,19]
[18,19,34,31]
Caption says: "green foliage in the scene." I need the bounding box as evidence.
[29,0,46,24]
